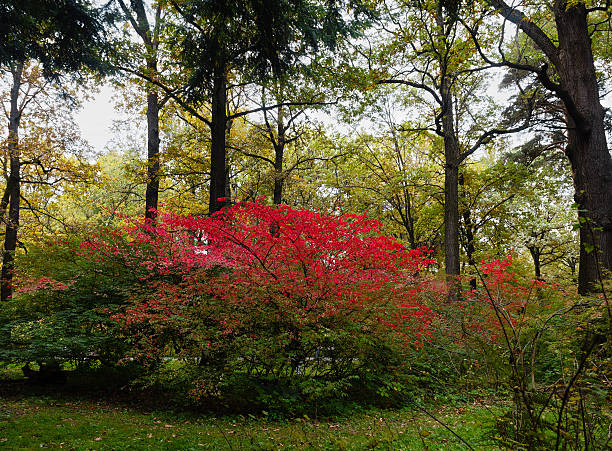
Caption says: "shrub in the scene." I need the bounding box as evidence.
[419,256,611,449]
[6,202,436,414]
[0,231,135,368]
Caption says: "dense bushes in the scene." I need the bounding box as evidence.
[2,202,609,445]
[419,257,612,449]
[0,231,134,367]
[1,202,435,414]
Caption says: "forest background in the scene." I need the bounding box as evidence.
[0,0,611,449]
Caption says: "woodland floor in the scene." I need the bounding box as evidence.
[0,367,504,450]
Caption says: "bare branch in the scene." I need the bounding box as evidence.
[228,98,339,121]
[487,0,560,66]
[377,79,442,106]
[115,64,212,127]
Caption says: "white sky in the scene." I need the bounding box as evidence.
[75,84,117,154]
[75,82,612,156]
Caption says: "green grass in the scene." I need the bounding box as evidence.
[0,398,503,450]
[0,366,505,450]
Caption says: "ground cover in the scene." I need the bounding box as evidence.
[0,368,503,450]
[0,397,501,450]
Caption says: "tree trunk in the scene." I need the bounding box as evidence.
[116,0,162,221]
[272,145,284,205]
[444,158,460,272]
[1,62,24,302]
[566,256,577,276]
[434,6,462,300]
[462,207,477,290]
[272,106,285,205]
[488,0,612,292]
[529,246,542,280]
[144,58,160,221]
[208,64,229,214]
[554,2,612,294]
[403,189,417,249]
[441,74,461,300]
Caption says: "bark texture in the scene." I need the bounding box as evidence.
[441,70,462,300]
[208,65,229,214]
[272,106,285,205]
[1,62,24,302]
[489,0,612,293]
[554,3,612,293]
[145,80,160,220]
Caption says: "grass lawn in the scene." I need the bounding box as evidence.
[0,368,504,450]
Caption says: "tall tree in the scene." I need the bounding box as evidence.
[165,0,371,213]
[332,92,444,250]
[0,0,112,301]
[1,65,95,236]
[240,78,339,205]
[116,0,166,220]
[457,157,528,287]
[372,0,531,298]
[1,62,24,303]
[469,0,612,293]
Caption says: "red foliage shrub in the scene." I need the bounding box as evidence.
[97,202,436,359]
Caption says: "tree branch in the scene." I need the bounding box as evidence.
[114,64,212,127]
[228,98,339,120]
[487,0,560,67]
[461,17,591,134]
[377,79,442,106]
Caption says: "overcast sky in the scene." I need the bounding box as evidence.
[75,82,612,156]
[75,84,117,154]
